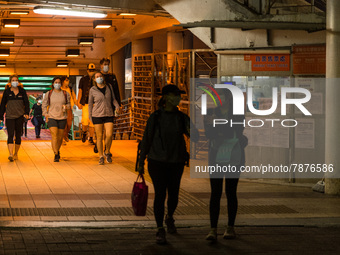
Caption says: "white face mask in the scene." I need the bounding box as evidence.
[11,81,19,88]
[54,83,61,90]
[96,77,104,84]
[38,100,42,104]
[102,65,109,73]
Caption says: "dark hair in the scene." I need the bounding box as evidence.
[60,76,69,84]
[100,58,110,65]
[50,77,62,90]
[8,74,19,83]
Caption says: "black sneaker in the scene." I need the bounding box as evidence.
[165,215,177,234]
[104,152,112,163]
[54,153,59,162]
[94,144,98,153]
[99,157,104,165]
[81,131,87,143]
[156,228,166,245]
[88,137,95,145]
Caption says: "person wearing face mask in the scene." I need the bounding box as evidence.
[77,63,96,145]
[61,76,78,143]
[0,74,29,161]
[100,58,121,107]
[42,77,71,162]
[30,97,44,138]
[137,84,199,245]
[88,72,120,165]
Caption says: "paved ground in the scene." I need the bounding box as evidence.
[0,226,339,254]
[0,139,339,254]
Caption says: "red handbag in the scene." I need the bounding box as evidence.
[131,174,148,216]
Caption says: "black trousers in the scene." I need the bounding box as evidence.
[148,159,184,228]
[6,117,24,145]
[209,176,239,228]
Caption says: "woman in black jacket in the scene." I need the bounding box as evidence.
[0,74,29,161]
[137,84,199,245]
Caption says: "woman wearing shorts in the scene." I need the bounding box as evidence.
[88,72,120,165]
[42,77,70,162]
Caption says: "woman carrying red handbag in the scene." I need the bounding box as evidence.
[137,84,199,245]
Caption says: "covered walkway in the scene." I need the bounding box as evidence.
[0,140,339,227]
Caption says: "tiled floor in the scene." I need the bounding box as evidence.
[0,140,339,227]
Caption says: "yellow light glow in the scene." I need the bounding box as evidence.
[0,54,9,57]
[94,25,111,29]
[4,24,20,28]
[1,41,14,44]
[57,64,68,67]
[79,42,93,45]
[10,11,29,15]
[119,13,136,16]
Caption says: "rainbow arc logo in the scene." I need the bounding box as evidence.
[198,84,222,107]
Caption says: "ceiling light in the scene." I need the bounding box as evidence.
[93,20,112,29]
[119,13,136,16]
[66,49,80,57]
[56,60,69,67]
[33,6,107,18]
[0,49,10,57]
[1,37,15,44]
[78,38,94,45]
[0,60,6,67]
[3,19,20,28]
[10,11,29,15]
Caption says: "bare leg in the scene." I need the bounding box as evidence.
[13,144,21,160]
[56,128,65,153]
[104,122,114,154]
[49,127,59,155]
[94,124,104,157]
[7,144,14,157]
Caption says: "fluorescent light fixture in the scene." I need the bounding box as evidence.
[0,49,10,57]
[33,6,107,18]
[10,11,29,15]
[0,60,6,67]
[66,49,80,57]
[3,19,20,28]
[93,20,112,29]
[1,37,15,44]
[119,13,136,16]
[56,60,69,67]
[78,38,94,45]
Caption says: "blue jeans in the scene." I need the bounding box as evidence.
[32,116,43,136]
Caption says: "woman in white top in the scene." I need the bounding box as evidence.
[42,77,71,162]
[61,76,78,143]
[88,72,120,165]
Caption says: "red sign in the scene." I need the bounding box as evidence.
[244,54,290,72]
[292,45,326,75]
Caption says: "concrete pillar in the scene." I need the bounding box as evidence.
[325,0,340,195]
[111,47,125,100]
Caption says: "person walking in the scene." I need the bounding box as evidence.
[0,74,29,161]
[77,63,96,145]
[204,89,247,241]
[88,72,120,165]
[100,57,121,106]
[30,98,44,138]
[42,77,70,162]
[61,76,78,143]
[137,84,199,245]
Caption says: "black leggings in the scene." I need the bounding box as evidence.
[148,159,184,228]
[6,117,24,145]
[209,177,239,228]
